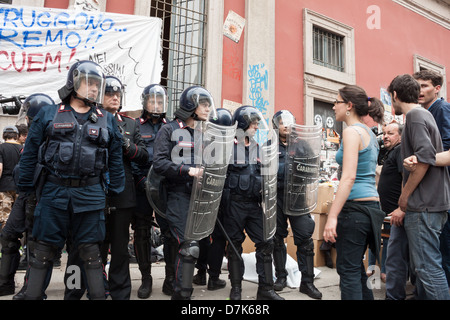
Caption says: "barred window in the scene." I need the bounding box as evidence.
[150,0,207,117]
[313,26,344,72]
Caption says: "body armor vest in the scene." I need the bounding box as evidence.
[39,104,109,178]
[226,142,262,199]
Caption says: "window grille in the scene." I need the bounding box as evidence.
[313,26,345,72]
[150,0,207,117]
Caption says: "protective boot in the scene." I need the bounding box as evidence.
[171,241,199,300]
[297,241,322,300]
[162,232,177,296]
[256,247,284,300]
[23,241,56,300]
[13,283,26,300]
[193,268,206,285]
[207,276,226,290]
[272,236,287,291]
[227,242,243,300]
[0,235,21,296]
[134,227,152,299]
[79,243,106,300]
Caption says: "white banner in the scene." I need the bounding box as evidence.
[0,5,163,112]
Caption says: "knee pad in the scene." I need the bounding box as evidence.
[0,233,20,255]
[29,241,57,269]
[179,241,199,261]
[78,243,102,269]
[258,240,274,256]
[297,238,314,255]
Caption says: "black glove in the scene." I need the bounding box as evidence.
[122,136,131,151]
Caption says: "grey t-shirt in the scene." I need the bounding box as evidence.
[401,106,450,212]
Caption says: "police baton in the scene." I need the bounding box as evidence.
[215,218,243,262]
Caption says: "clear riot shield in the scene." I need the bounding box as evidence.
[284,124,322,216]
[145,165,168,218]
[184,121,237,241]
[260,128,279,241]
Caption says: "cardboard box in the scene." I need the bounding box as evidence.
[242,233,255,253]
[311,212,328,240]
[312,183,334,214]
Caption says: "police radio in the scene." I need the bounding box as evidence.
[89,110,98,123]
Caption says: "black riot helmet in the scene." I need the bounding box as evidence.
[175,86,217,121]
[232,105,268,131]
[58,60,106,106]
[141,84,168,119]
[272,110,296,128]
[209,108,234,126]
[22,93,55,123]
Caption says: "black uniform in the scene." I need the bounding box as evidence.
[223,137,278,299]
[153,118,198,299]
[132,115,174,298]
[273,139,322,299]
[100,112,148,300]
[18,103,125,300]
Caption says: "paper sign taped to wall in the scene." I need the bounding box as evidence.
[223,10,245,43]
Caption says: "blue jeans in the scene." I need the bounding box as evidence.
[335,202,379,300]
[385,224,410,300]
[440,211,450,287]
[404,210,450,300]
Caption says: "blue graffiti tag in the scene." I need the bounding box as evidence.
[248,63,270,144]
[248,63,269,114]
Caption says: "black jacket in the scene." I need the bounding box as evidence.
[108,113,148,209]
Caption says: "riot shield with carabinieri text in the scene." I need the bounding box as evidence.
[284,124,322,216]
[184,121,236,241]
[260,128,279,241]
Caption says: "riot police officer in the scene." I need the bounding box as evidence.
[17,60,125,300]
[223,106,284,300]
[193,108,233,291]
[0,94,54,297]
[132,84,173,298]
[152,86,216,300]
[272,110,322,299]
[100,76,148,299]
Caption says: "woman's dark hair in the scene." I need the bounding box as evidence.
[338,85,385,125]
[387,74,420,104]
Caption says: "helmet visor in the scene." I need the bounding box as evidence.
[143,90,168,114]
[244,109,269,131]
[74,71,105,104]
[195,93,217,122]
[273,111,295,128]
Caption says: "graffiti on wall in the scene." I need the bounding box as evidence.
[248,63,269,115]
[248,63,270,143]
